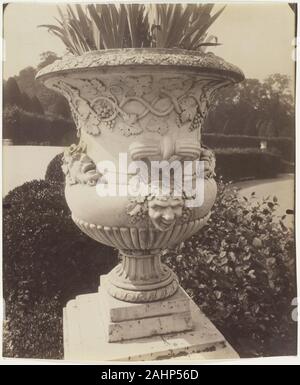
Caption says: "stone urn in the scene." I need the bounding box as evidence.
[37,48,243,309]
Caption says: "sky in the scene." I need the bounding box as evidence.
[3,2,296,83]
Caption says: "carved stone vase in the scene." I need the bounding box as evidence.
[37,49,244,306]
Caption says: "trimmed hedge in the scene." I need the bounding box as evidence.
[280,159,295,174]
[202,134,294,162]
[3,180,118,358]
[45,153,65,183]
[214,148,281,181]
[3,296,63,359]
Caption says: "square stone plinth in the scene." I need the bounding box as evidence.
[63,286,240,361]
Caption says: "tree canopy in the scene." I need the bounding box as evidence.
[205,74,294,138]
[4,77,23,108]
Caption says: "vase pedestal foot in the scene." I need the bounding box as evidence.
[105,252,179,303]
[63,274,240,361]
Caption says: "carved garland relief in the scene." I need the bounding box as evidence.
[51,75,227,138]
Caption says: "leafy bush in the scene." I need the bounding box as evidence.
[214,148,281,181]
[202,134,294,162]
[164,181,297,357]
[3,106,76,146]
[3,180,117,358]
[45,152,65,183]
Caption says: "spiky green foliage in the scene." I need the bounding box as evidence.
[40,3,223,55]
[148,3,223,49]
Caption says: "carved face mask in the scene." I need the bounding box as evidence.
[148,196,184,231]
[68,153,100,186]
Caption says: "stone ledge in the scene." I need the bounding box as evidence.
[36,49,245,83]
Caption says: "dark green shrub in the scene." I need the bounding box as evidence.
[45,152,65,183]
[214,148,281,181]
[3,180,117,358]
[202,134,294,162]
[164,181,297,358]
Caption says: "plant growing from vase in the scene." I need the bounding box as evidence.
[37,4,244,312]
[40,4,224,53]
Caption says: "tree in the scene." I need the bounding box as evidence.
[205,74,294,137]
[52,97,71,119]
[21,92,33,112]
[16,67,37,98]
[15,57,62,117]
[4,77,23,108]
[260,74,295,137]
[3,106,21,142]
[37,51,60,71]
[30,96,44,115]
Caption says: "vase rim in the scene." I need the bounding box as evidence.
[36,48,244,83]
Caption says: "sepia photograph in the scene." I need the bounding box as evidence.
[1,1,298,365]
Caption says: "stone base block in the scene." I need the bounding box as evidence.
[100,289,192,342]
[99,277,192,341]
[102,308,193,343]
[63,284,240,361]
